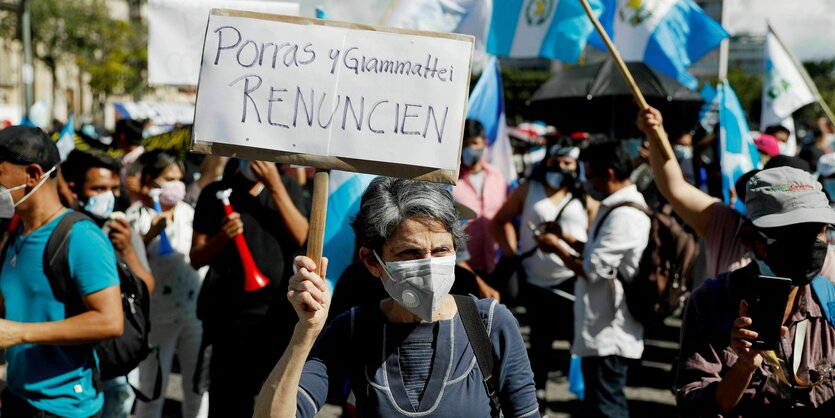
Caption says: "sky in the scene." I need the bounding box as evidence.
[725,0,835,61]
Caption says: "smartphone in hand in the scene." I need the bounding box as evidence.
[745,275,792,350]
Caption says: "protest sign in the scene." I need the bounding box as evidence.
[148,0,299,86]
[191,9,474,184]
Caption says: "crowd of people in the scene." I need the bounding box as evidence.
[0,105,833,418]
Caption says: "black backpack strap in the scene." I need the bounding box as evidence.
[453,295,500,417]
[590,201,648,241]
[43,211,92,312]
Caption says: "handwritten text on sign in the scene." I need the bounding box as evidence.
[193,11,474,176]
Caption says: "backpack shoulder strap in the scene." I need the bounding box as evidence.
[44,211,93,311]
[453,295,500,417]
[590,201,648,241]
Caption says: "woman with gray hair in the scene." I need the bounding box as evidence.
[254,177,539,417]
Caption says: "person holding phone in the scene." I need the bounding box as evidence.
[676,167,835,417]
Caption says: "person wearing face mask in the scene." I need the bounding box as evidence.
[63,150,156,418]
[0,127,124,418]
[122,150,209,418]
[253,177,539,417]
[677,167,835,417]
[639,107,835,280]
[539,138,650,418]
[452,119,505,299]
[490,137,593,405]
[191,158,308,417]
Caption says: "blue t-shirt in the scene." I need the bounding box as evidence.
[0,210,119,417]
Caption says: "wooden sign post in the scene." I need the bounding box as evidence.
[191,9,475,280]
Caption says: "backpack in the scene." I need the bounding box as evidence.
[43,211,161,400]
[591,202,699,326]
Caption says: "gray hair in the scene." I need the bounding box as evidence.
[352,177,466,253]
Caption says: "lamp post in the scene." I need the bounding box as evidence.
[20,0,33,117]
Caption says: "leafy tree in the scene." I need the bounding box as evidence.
[0,0,110,113]
[796,59,835,126]
[77,18,148,109]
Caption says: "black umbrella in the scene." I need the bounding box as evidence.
[527,58,703,138]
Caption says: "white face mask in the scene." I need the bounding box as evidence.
[373,251,456,322]
[0,165,57,218]
[83,191,115,219]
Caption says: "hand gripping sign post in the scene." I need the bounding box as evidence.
[191,9,474,293]
[578,0,676,161]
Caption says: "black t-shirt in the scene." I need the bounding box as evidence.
[193,176,308,325]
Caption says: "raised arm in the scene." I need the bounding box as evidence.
[639,108,719,238]
[254,256,330,418]
[252,161,309,247]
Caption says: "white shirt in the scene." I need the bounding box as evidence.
[126,201,206,323]
[574,184,649,359]
[467,170,485,197]
[519,181,588,287]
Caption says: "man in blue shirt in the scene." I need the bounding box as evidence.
[0,126,123,418]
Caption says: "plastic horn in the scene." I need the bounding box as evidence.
[216,188,270,292]
[148,188,175,256]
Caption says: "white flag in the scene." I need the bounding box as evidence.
[761,28,815,125]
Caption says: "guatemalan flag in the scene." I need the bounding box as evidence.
[56,113,75,162]
[487,0,603,62]
[322,170,376,287]
[467,56,516,183]
[717,80,761,208]
[590,0,728,89]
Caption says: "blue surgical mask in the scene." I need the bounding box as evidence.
[674,145,693,161]
[83,191,115,219]
[461,147,485,168]
[545,171,564,189]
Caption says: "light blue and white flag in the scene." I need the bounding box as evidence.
[717,80,760,207]
[487,0,602,62]
[322,170,377,287]
[56,113,75,162]
[467,56,516,182]
[590,0,728,89]
[760,26,816,156]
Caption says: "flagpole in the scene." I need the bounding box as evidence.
[768,22,835,125]
[717,0,730,80]
[379,0,401,25]
[577,0,675,161]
